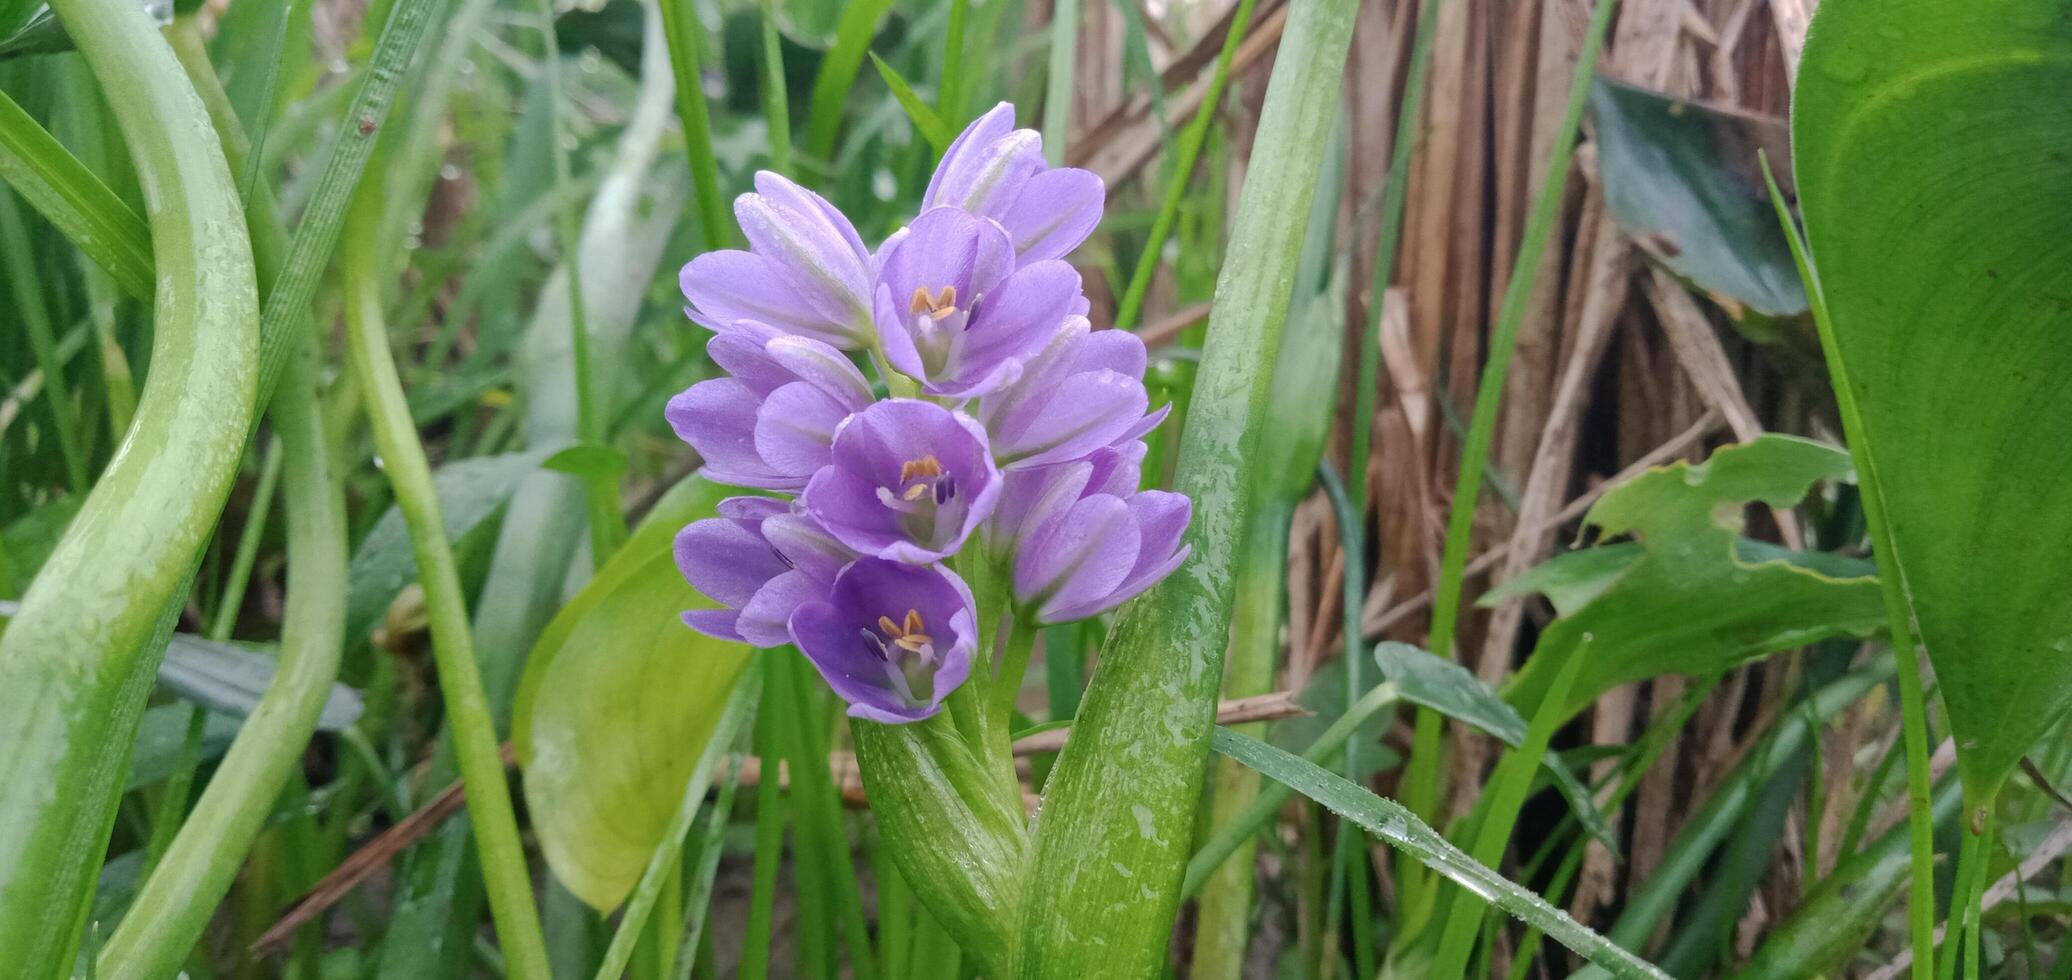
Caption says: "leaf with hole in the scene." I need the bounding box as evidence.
[1794,0,2072,806]
[1499,435,1886,720]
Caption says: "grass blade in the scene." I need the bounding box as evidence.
[1211,728,1671,980]
[802,0,894,168]
[656,0,731,249]
[0,86,152,300]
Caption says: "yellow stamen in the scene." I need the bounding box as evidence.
[901,483,930,501]
[878,614,904,639]
[906,285,959,320]
[903,609,925,635]
[898,455,944,484]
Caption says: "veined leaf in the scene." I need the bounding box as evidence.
[513,475,753,911]
[1795,0,2072,805]
[1500,436,1886,720]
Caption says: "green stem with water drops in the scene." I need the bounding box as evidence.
[1764,155,1941,980]
[1400,0,1617,925]
[1191,503,1294,980]
[97,338,347,980]
[342,186,551,979]
[0,0,259,966]
[1113,0,1259,333]
[1016,2,1361,970]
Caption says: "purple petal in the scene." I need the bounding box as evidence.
[873,283,929,381]
[738,569,827,648]
[993,369,1149,468]
[1048,492,1191,621]
[997,167,1105,262]
[925,112,1043,220]
[1073,327,1149,377]
[753,382,851,477]
[801,466,908,556]
[924,103,1019,209]
[1084,442,1146,497]
[761,511,853,582]
[764,335,873,408]
[962,259,1079,369]
[667,379,786,488]
[734,174,872,334]
[1017,494,1140,621]
[681,251,847,344]
[983,461,1091,554]
[787,600,926,720]
[705,324,790,393]
[682,608,745,642]
[675,517,788,608]
[876,208,1014,305]
[717,496,788,522]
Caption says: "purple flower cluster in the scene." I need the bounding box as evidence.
[668,105,1191,724]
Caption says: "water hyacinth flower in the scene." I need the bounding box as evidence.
[679,172,874,348]
[789,558,978,723]
[803,399,1002,563]
[976,316,1167,468]
[926,102,1105,263]
[985,445,1191,623]
[666,322,874,490]
[873,207,1084,396]
[675,498,856,647]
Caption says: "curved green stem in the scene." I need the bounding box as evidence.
[342,190,551,979]
[0,0,259,967]
[97,337,346,980]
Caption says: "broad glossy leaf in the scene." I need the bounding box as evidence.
[1795,0,2072,804]
[342,448,554,644]
[1590,78,1803,317]
[125,704,241,791]
[1501,436,1885,719]
[513,476,752,911]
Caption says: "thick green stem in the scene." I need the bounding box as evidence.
[1191,506,1293,980]
[0,0,259,967]
[1402,0,1617,920]
[342,191,551,979]
[97,338,347,980]
[1014,1,1360,973]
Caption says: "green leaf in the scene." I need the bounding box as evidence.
[342,448,553,645]
[1209,728,1672,979]
[541,442,629,480]
[0,88,153,300]
[513,475,754,911]
[867,52,950,153]
[1372,641,1615,851]
[1794,0,2072,805]
[1590,77,1804,317]
[154,634,362,732]
[1501,436,1886,720]
[124,704,241,792]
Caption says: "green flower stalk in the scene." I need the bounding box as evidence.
[97,337,345,980]
[0,0,259,968]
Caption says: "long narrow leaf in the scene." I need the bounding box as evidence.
[1211,728,1671,980]
[0,86,151,299]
